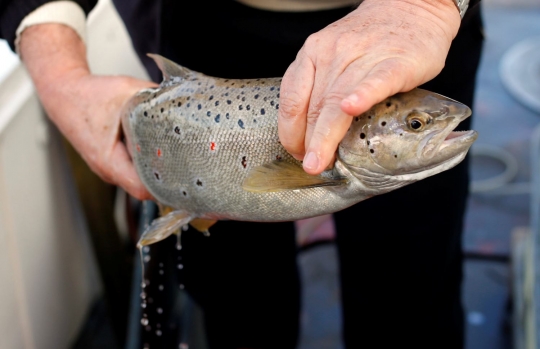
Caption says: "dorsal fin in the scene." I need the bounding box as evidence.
[147,53,197,82]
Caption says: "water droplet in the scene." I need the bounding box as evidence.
[180,343,189,349]
[140,292,147,299]
[145,325,151,332]
[159,263,164,268]
[143,246,150,253]
[141,318,149,326]
[141,302,147,309]
[143,343,150,349]
[179,284,185,290]
[159,284,164,291]
[177,264,184,270]
[144,255,151,263]
[182,224,189,231]
[141,281,146,288]
[156,330,162,336]
[157,308,163,314]
[159,269,164,275]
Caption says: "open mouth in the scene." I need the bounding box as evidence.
[444,130,477,142]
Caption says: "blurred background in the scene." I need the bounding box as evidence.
[0,0,539,348]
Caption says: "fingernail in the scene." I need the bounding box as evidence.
[303,152,319,171]
[343,94,359,108]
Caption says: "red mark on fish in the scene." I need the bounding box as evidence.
[210,142,216,151]
[157,148,162,157]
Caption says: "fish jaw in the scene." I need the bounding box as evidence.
[419,100,476,167]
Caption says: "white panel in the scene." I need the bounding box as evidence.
[0,67,101,349]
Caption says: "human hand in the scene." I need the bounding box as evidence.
[20,24,156,200]
[278,0,461,174]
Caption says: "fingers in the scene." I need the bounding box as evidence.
[110,141,153,201]
[341,60,409,116]
[303,60,411,174]
[278,54,315,160]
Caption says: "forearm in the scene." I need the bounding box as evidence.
[20,24,89,103]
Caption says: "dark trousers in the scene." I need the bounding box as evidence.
[115,1,484,348]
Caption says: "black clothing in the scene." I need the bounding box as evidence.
[0,1,484,348]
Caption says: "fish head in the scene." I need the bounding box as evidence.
[338,88,477,182]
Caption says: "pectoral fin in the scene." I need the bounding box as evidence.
[242,160,348,193]
[137,210,193,248]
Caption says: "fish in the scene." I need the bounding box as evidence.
[121,54,478,248]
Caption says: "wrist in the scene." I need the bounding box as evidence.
[360,0,461,41]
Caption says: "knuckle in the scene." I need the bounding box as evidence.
[279,92,305,121]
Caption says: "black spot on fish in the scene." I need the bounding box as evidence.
[277,93,280,98]
[238,119,244,129]
[174,126,181,134]
[177,102,182,107]
[270,101,275,106]
[254,94,259,99]
[215,101,219,106]
[270,87,275,91]
[355,117,359,122]
[197,104,202,110]
[210,85,214,89]
[242,97,246,102]
[241,85,245,88]
[263,97,268,102]
[183,191,187,196]
[196,179,203,186]
[246,105,251,110]
[215,114,220,123]
[151,115,154,119]
[207,111,211,117]
[239,105,243,110]
[276,155,282,160]
[187,103,191,108]
[225,92,229,96]
[231,82,235,86]
[161,108,164,113]
[261,108,265,115]
[367,140,370,145]
[253,119,257,123]
[227,100,232,105]
[226,113,230,119]
[386,102,392,107]
[381,121,386,126]
[241,156,247,168]
[276,104,279,110]
[154,172,161,180]
[237,95,240,100]
[360,133,366,139]
[368,115,371,119]
[370,149,374,154]
[224,79,229,82]
[400,133,403,136]
[209,95,214,100]
[394,155,398,158]
[187,96,191,100]
[144,111,148,117]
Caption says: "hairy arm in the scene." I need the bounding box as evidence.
[278,0,461,174]
[20,23,155,199]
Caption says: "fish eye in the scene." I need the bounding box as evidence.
[409,118,423,131]
[406,111,430,131]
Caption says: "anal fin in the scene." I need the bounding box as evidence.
[137,210,193,248]
[242,160,348,193]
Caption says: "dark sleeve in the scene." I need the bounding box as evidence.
[0,0,98,51]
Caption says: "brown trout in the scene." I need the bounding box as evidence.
[122,54,478,247]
